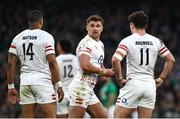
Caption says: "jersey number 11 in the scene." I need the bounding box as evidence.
[140,48,149,65]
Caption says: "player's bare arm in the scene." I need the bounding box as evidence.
[7,53,18,104]
[47,54,64,101]
[156,52,175,87]
[112,50,127,86]
[79,54,113,77]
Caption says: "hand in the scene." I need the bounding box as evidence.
[101,76,109,82]
[101,68,114,77]
[8,89,18,104]
[117,78,128,87]
[57,87,64,102]
[155,78,164,87]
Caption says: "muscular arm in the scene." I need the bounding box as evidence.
[112,52,128,86]
[79,54,113,77]
[7,53,18,104]
[46,54,61,84]
[112,51,125,80]
[47,54,64,101]
[159,52,175,80]
[79,54,101,74]
[7,53,18,85]
[112,57,122,80]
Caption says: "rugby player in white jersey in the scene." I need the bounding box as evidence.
[112,11,175,118]
[7,10,64,118]
[68,15,114,118]
[56,39,78,118]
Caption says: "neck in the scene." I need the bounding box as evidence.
[88,35,99,41]
[133,29,146,36]
[59,50,66,54]
[29,24,41,30]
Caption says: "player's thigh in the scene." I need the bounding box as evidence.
[38,102,56,118]
[87,102,108,118]
[114,104,134,118]
[68,106,86,118]
[31,85,57,104]
[68,81,92,118]
[20,85,36,104]
[68,81,93,108]
[86,93,107,118]
[21,104,36,118]
[33,85,57,118]
[138,106,153,118]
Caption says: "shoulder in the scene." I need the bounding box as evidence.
[78,35,94,47]
[40,30,55,44]
[99,40,104,46]
[56,55,61,59]
[12,29,27,42]
[66,54,77,59]
[122,33,137,41]
[14,29,28,39]
[70,54,77,59]
[146,33,159,40]
[37,29,54,39]
[145,33,162,45]
[119,35,132,44]
[83,35,93,44]
[56,55,63,62]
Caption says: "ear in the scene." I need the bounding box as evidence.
[130,23,133,28]
[41,19,43,25]
[101,25,103,32]
[130,23,135,30]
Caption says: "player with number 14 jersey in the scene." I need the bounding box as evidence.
[9,29,55,86]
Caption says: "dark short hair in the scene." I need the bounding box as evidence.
[28,10,43,24]
[57,39,72,53]
[128,11,148,29]
[86,15,104,25]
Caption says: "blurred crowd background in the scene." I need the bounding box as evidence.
[0,0,180,118]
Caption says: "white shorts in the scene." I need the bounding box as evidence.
[68,80,99,108]
[20,85,57,105]
[116,79,156,109]
[57,96,70,115]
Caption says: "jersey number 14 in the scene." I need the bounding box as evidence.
[22,43,34,60]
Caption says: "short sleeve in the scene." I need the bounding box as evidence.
[45,35,55,56]
[78,40,92,56]
[8,35,19,55]
[158,41,170,58]
[113,39,128,61]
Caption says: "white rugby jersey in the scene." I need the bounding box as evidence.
[74,35,104,89]
[113,33,170,81]
[56,54,78,93]
[9,29,55,86]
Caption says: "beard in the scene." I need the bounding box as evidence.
[90,33,100,40]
